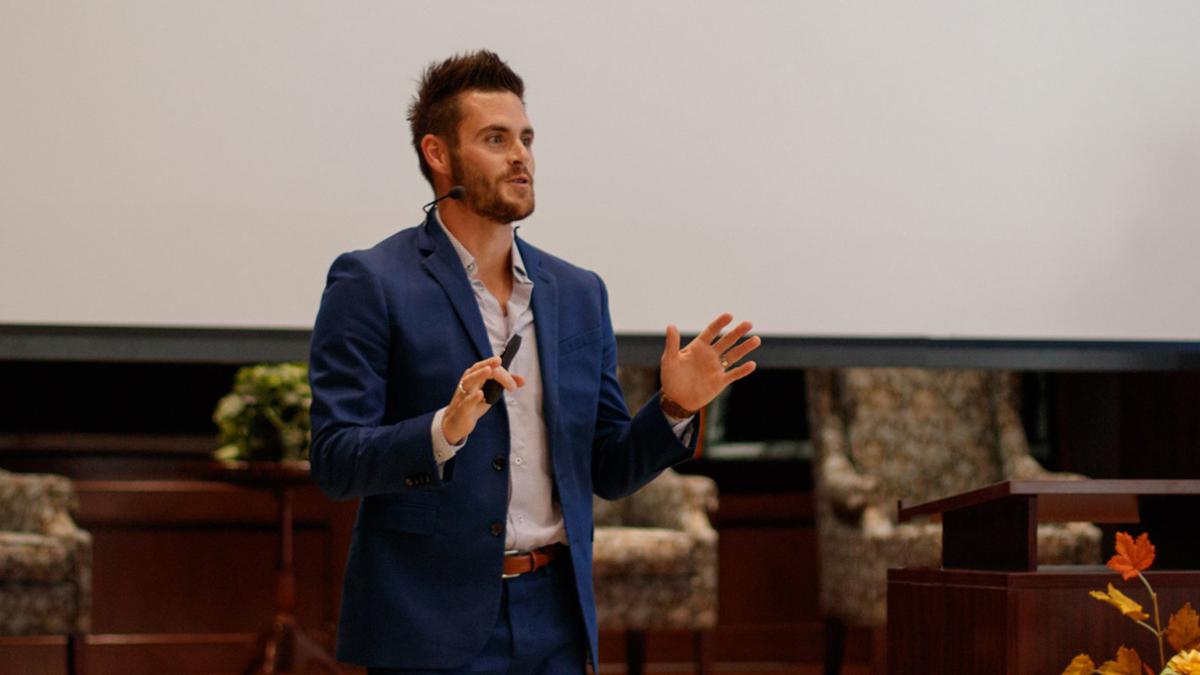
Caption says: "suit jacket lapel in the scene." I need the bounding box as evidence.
[519,236,560,442]
[417,213,491,360]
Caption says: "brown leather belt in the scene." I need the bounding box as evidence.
[502,543,566,579]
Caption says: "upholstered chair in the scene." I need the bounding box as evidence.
[805,369,1101,675]
[0,468,92,671]
[591,366,719,675]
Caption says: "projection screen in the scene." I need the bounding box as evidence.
[2,1,1198,341]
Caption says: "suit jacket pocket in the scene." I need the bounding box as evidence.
[560,327,601,356]
[358,500,438,535]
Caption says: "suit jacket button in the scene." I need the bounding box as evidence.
[404,478,415,487]
[492,456,506,471]
[490,522,503,537]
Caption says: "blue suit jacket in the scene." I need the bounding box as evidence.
[308,210,696,670]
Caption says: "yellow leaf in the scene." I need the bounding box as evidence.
[1090,584,1151,622]
[1168,649,1200,674]
[1170,603,1200,652]
[1098,646,1144,675]
[1062,653,1096,675]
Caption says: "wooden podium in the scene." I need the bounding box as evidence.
[888,480,1200,675]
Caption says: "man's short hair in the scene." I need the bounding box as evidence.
[408,50,526,186]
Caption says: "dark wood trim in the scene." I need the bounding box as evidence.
[82,632,260,674]
[0,636,68,647]
[84,632,257,647]
[890,566,1200,588]
[5,323,1200,370]
[0,636,68,675]
[74,480,332,526]
[899,479,1200,521]
[0,432,214,455]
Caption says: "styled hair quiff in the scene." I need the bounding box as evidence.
[407,50,526,186]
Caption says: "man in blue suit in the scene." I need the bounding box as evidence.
[308,51,761,674]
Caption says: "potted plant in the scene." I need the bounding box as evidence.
[212,362,311,463]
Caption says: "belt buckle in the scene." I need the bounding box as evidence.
[501,549,524,580]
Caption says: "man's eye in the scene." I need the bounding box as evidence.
[521,136,533,147]
[487,135,503,144]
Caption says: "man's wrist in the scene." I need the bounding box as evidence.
[660,393,698,419]
[432,408,466,465]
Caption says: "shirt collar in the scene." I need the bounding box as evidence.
[433,208,531,284]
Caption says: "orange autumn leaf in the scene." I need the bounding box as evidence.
[1062,653,1096,675]
[1107,532,1155,581]
[1097,646,1145,675]
[1170,603,1200,652]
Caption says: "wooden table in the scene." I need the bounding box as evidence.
[888,480,1200,674]
[206,461,343,675]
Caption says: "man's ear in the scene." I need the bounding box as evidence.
[421,134,452,179]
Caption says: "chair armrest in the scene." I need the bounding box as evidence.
[0,470,77,533]
[623,470,716,533]
[1003,454,1088,482]
[818,447,881,518]
[677,474,718,549]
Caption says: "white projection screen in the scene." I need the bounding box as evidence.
[2,2,1199,341]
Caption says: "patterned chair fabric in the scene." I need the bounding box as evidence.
[0,468,92,635]
[806,368,1101,628]
[590,367,718,633]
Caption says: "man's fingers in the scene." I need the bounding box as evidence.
[663,324,681,358]
[713,321,753,354]
[722,335,763,365]
[461,357,500,381]
[491,366,520,391]
[723,361,757,384]
[696,313,733,345]
[460,366,494,392]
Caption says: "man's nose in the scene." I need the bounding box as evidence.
[509,141,531,166]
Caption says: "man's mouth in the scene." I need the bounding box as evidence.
[505,174,531,186]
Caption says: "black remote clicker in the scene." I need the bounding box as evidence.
[482,334,522,405]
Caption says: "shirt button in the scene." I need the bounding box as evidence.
[513,456,524,466]
[490,522,503,537]
[492,456,506,471]
[506,397,516,406]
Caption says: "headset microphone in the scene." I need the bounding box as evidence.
[422,185,466,213]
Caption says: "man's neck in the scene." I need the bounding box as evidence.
[437,199,513,284]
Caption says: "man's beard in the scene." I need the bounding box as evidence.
[449,152,535,224]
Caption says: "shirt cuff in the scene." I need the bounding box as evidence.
[431,407,467,466]
[665,412,695,447]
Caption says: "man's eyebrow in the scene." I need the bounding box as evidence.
[476,124,535,137]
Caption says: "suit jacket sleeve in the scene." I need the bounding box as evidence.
[308,252,445,500]
[589,273,697,500]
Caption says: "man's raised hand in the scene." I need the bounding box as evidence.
[660,313,762,414]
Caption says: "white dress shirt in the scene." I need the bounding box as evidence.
[429,211,692,551]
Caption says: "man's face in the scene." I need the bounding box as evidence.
[447,90,535,224]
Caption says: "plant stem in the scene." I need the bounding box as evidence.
[1135,619,1162,636]
[1138,572,1165,670]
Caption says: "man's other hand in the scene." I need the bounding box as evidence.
[442,356,525,445]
